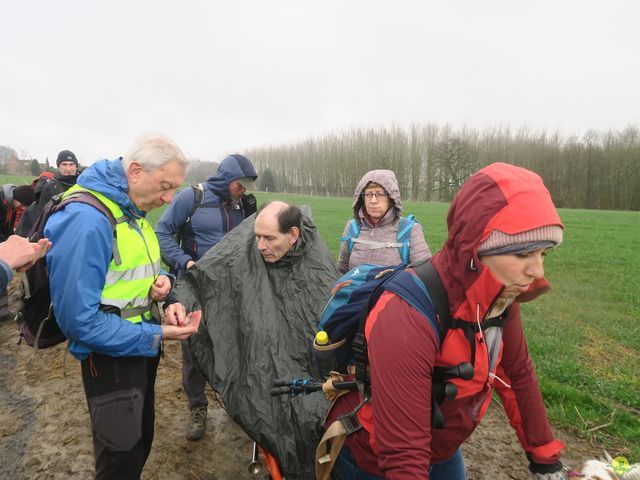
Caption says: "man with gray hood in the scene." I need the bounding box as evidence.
[155,153,257,440]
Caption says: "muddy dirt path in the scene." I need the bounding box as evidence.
[0,279,602,479]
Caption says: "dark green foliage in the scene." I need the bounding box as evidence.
[258,168,277,192]
[30,159,41,176]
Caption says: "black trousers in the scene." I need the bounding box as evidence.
[81,352,161,480]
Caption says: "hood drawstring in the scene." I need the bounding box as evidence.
[468,257,478,272]
[489,372,511,388]
[477,302,512,389]
[476,303,485,344]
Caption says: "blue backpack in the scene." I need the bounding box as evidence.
[341,215,417,265]
[312,261,481,430]
[312,261,448,376]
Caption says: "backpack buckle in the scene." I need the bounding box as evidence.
[337,411,362,435]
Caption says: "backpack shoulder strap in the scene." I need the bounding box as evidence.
[177,183,204,241]
[57,191,122,264]
[396,214,417,264]
[186,183,204,223]
[57,191,117,229]
[340,219,361,254]
[412,261,450,345]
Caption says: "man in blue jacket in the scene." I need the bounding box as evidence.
[155,153,257,440]
[45,134,202,479]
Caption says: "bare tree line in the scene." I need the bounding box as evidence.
[246,124,640,211]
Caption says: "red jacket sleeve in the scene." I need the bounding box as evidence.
[368,292,440,478]
[496,303,564,464]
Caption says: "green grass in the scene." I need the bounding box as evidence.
[0,174,35,185]
[5,171,638,457]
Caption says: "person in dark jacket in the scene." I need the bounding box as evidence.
[0,184,35,320]
[323,163,567,480]
[0,184,35,239]
[16,149,80,237]
[155,153,257,441]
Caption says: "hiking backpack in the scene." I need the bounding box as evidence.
[16,191,117,349]
[312,261,493,426]
[177,183,257,243]
[340,214,417,265]
[312,261,449,377]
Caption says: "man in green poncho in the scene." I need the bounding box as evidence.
[166,201,339,480]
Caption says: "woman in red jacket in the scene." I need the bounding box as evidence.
[326,162,567,479]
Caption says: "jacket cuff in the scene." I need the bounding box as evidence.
[0,260,13,286]
[142,323,163,354]
[526,439,565,464]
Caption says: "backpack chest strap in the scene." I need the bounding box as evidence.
[349,237,410,249]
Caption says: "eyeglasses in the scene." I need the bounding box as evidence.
[363,192,389,199]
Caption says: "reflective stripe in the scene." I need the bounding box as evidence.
[120,306,152,319]
[105,261,160,285]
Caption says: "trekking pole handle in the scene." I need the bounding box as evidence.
[333,380,358,391]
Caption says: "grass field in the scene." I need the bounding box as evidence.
[0,174,36,186]
[5,172,638,457]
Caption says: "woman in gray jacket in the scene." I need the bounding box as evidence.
[338,169,431,274]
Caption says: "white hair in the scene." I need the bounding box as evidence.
[122,133,188,172]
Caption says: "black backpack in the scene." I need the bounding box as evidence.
[16,191,116,349]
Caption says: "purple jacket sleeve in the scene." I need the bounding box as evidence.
[338,221,351,274]
[408,222,432,264]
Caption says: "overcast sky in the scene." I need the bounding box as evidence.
[1,0,638,165]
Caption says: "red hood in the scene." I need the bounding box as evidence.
[431,162,563,322]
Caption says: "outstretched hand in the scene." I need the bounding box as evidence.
[0,235,51,272]
[161,309,202,341]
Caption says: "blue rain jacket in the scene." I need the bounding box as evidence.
[45,158,163,360]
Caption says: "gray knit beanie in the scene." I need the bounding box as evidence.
[477,225,563,256]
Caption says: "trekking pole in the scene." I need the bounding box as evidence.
[270,377,358,397]
[247,442,262,475]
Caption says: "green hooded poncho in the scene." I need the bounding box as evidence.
[175,209,339,479]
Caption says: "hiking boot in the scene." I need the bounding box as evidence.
[185,405,207,441]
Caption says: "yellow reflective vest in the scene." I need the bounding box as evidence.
[63,185,161,324]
